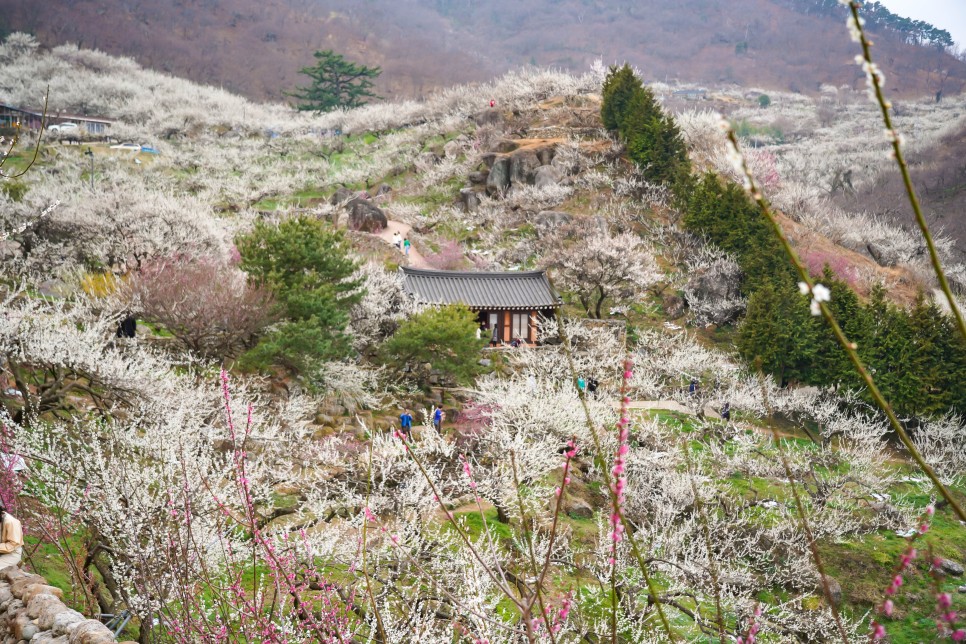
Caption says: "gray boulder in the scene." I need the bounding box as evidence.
[468,171,488,185]
[663,293,686,319]
[46,607,85,633]
[472,109,503,127]
[459,188,480,213]
[536,146,556,166]
[533,165,563,188]
[328,186,355,206]
[866,241,902,267]
[509,150,541,185]
[815,575,843,607]
[67,619,116,644]
[486,157,512,196]
[535,210,572,234]
[937,558,965,576]
[564,497,594,520]
[348,200,388,233]
[31,634,69,644]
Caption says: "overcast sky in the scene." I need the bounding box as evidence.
[878,0,966,48]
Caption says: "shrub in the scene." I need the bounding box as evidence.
[424,240,466,270]
[380,305,486,386]
[124,257,277,360]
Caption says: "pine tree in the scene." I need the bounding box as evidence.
[236,217,362,376]
[601,64,643,132]
[289,50,381,113]
[864,284,917,414]
[806,266,867,389]
[682,173,791,292]
[381,305,487,386]
[737,277,816,385]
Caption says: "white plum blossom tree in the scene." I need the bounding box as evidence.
[544,226,661,319]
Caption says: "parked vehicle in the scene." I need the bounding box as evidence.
[139,145,159,154]
[47,122,79,133]
[109,142,141,151]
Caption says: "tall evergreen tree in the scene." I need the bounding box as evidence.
[806,266,868,389]
[863,284,917,414]
[236,217,362,376]
[682,173,792,292]
[737,277,816,385]
[601,64,643,132]
[289,50,381,113]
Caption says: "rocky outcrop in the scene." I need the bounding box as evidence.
[937,558,965,577]
[458,188,480,213]
[347,200,388,233]
[485,157,512,196]
[533,165,563,188]
[483,140,559,197]
[471,109,503,128]
[0,567,124,644]
[534,210,572,235]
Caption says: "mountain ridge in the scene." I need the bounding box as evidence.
[2,0,964,103]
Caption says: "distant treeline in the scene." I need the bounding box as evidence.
[782,0,954,50]
[601,64,966,420]
[683,174,966,420]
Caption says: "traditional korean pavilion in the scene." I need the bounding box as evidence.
[400,267,561,346]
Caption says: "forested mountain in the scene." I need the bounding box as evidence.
[1,0,963,101]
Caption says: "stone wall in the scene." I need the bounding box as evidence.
[0,567,125,644]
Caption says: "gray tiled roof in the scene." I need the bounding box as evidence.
[401,267,560,310]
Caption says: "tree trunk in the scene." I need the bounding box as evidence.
[593,285,607,319]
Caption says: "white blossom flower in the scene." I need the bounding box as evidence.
[813,283,831,302]
[846,14,865,43]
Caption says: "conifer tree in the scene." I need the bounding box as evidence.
[737,277,816,385]
[806,266,867,389]
[601,64,643,132]
[289,50,381,113]
[235,217,362,377]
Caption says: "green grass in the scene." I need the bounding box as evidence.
[445,507,514,542]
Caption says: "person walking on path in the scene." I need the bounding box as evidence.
[577,376,587,393]
[721,402,731,422]
[392,231,402,251]
[587,377,599,399]
[399,409,413,438]
[0,504,23,569]
[432,406,444,432]
[403,238,411,257]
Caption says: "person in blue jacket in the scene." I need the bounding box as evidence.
[399,409,413,438]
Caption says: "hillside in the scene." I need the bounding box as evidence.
[1,39,965,643]
[2,0,965,102]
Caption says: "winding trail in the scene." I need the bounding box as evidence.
[374,220,430,269]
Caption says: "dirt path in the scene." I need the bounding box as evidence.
[375,220,430,269]
[621,399,722,420]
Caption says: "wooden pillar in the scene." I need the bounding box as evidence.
[503,310,511,343]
